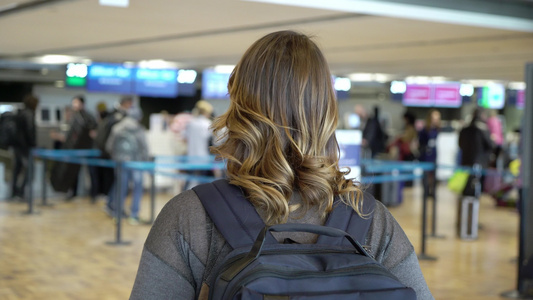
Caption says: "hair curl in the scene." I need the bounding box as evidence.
[211,30,363,225]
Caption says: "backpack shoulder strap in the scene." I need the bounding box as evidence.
[317,191,376,246]
[192,179,276,249]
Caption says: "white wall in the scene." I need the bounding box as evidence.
[32,85,136,117]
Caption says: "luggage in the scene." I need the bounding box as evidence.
[457,169,482,240]
[192,180,416,300]
[50,161,80,193]
[458,196,480,239]
[381,180,402,207]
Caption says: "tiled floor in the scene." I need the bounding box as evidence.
[0,181,521,299]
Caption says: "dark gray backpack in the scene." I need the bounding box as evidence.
[193,180,416,300]
[0,111,23,149]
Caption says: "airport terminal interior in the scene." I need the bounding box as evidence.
[1,0,533,299]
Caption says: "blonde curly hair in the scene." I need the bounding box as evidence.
[211,30,363,225]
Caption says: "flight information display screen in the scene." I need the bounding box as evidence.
[201,70,231,99]
[477,84,505,109]
[134,68,178,98]
[87,63,134,94]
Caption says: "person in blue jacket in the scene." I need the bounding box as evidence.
[418,109,441,197]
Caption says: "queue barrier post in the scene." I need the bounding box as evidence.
[106,160,131,246]
[150,168,156,224]
[40,157,53,207]
[24,149,37,215]
[418,169,437,261]
[426,166,445,239]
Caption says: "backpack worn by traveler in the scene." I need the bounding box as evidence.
[192,180,416,300]
[95,110,126,158]
[106,116,149,162]
[0,110,23,149]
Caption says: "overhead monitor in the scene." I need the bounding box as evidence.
[65,63,88,87]
[177,69,198,97]
[432,82,462,108]
[134,68,178,98]
[403,84,432,107]
[201,70,231,99]
[87,63,134,94]
[334,77,351,100]
[477,84,505,109]
[402,82,462,107]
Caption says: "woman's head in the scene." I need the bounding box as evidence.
[212,30,362,224]
[23,94,39,111]
[471,107,487,125]
[403,112,416,127]
[193,100,214,117]
[226,30,337,155]
[425,109,441,130]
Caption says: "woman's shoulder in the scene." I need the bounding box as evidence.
[151,189,207,229]
[366,199,414,265]
[145,189,211,254]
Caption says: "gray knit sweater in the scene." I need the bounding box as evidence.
[130,189,434,299]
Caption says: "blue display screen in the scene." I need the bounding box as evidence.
[134,68,178,98]
[87,63,134,94]
[201,70,231,99]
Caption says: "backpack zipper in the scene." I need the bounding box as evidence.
[224,264,400,298]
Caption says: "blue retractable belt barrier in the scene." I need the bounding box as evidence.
[124,160,225,171]
[155,170,218,183]
[33,148,101,158]
[151,155,218,163]
[361,159,435,173]
[438,164,517,178]
[360,173,422,185]
[27,149,517,255]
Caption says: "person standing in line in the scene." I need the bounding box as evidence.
[10,95,39,200]
[418,109,441,196]
[88,101,110,203]
[130,30,433,300]
[105,106,149,225]
[183,100,214,189]
[388,111,418,162]
[362,106,387,158]
[458,107,494,195]
[94,97,133,200]
[486,109,504,168]
[50,95,97,199]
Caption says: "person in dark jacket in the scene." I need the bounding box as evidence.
[50,95,97,199]
[362,106,387,158]
[458,107,494,197]
[459,108,493,169]
[10,94,39,200]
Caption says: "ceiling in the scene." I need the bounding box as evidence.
[0,0,532,83]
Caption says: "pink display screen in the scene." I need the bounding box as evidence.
[433,83,461,107]
[403,84,432,107]
[517,89,525,109]
[403,82,462,107]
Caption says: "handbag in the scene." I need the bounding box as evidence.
[448,169,470,194]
